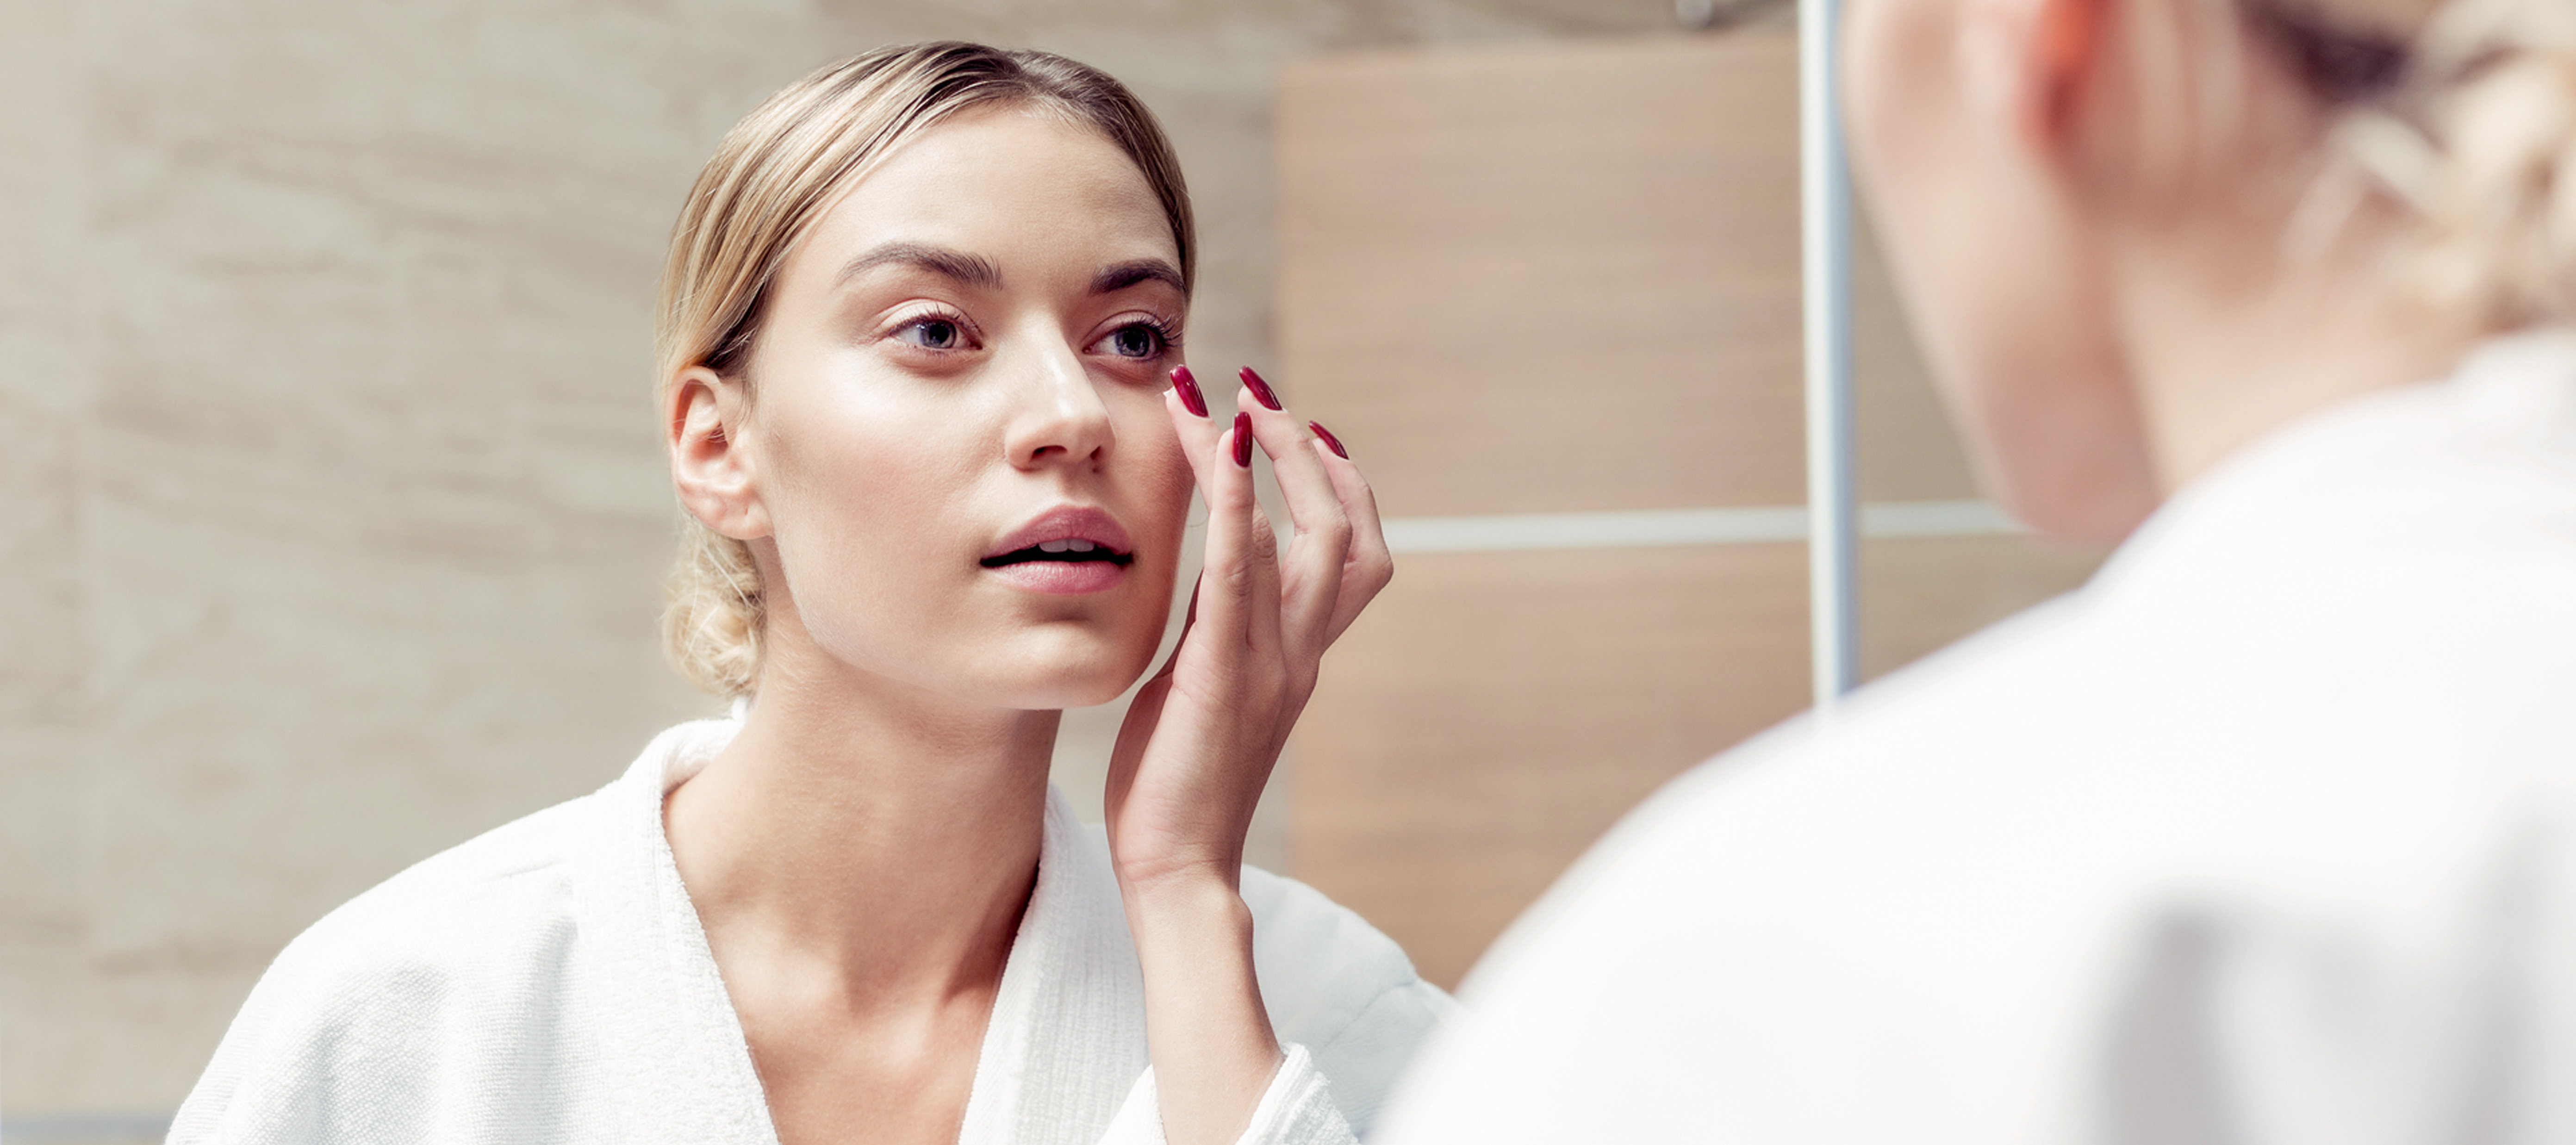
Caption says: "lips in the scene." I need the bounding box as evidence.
[979,537,1129,567]
[981,506,1135,594]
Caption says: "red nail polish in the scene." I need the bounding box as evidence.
[1232,412,1253,468]
[1170,365,1208,417]
[1239,366,1282,411]
[1308,421,1349,460]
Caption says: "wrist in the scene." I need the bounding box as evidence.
[1119,865,1251,937]
[1120,863,1280,1145]
[1112,843,1246,902]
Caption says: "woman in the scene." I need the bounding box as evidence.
[174,44,1449,1145]
[1382,0,2576,1140]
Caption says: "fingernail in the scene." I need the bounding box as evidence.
[1308,421,1349,460]
[1239,366,1282,411]
[1232,411,1253,468]
[1170,365,1208,418]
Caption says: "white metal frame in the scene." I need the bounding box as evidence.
[1800,0,1861,716]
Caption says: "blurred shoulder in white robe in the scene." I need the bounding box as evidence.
[1380,330,2576,1145]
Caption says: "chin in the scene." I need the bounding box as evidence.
[992,670,1146,713]
[981,629,1160,711]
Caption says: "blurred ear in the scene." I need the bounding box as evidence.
[2023,0,2112,146]
[668,366,772,541]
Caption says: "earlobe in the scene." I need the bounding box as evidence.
[668,367,771,541]
[2025,0,2110,143]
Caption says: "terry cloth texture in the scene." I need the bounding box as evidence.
[175,716,1455,1145]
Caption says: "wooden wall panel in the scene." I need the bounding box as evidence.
[1861,535,2110,677]
[1292,538,2105,989]
[1293,546,1812,989]
[1276,35,1803,516]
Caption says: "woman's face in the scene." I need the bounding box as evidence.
[711,105,1193,710]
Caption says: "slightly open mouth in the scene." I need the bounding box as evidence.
[980,540,1134,568]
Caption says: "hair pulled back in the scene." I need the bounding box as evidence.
[655,43,1196,700]
[2261,0,2576,324]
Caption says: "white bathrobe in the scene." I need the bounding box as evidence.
[173,716,1455,1145]
[1380,330,2576,1144]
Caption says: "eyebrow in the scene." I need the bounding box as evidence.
[834,242,1003,291]
[1091,258,1188,298]
[832,243,1186,299]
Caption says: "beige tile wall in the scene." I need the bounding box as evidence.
[0,0,1689,1120]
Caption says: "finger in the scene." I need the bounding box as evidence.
[1152,580,1202,682]
[1226,411,1286,662]
[1307,424,1393,647]
[1164,365,1223,488]
[1235,372,1351,659]
[1244,476,1285,663]
[1191,410,1260,663]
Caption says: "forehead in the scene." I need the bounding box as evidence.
[789,104,1178,283]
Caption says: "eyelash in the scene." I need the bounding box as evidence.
[880,309,1182,361]
[1102,314,1183,359]
[886,307,978,352]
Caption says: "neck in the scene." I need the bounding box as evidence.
[664,631,1056,1008]
[2109,212,2487,492]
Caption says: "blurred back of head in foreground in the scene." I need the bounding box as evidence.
[1375,0,2576,1141]
[1846,0,2575,540]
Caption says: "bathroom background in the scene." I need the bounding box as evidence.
[0,0,2097,1134]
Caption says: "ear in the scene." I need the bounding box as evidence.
[2022,0,2113,145]
[667,365,772,541]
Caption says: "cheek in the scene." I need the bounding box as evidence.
[1848,0,2047,442]
[767,395,950,539]
[759,392,979,639]
[1844,0,1948,195]
[1127,419,1195,546]
[1848,0,1978,343]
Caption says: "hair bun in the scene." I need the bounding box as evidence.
[2376,0,2576,322]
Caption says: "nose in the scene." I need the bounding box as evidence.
[1000,333,1114,471]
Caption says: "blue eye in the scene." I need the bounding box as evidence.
[1105,324,1163,359]
[897,317,964,349]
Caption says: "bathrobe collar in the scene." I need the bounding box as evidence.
[568,716,1150,1145]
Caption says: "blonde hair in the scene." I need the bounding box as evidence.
[2263,0,2576,323]
[655,43,1197,699]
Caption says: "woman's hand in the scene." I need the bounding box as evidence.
[1107,364,1390,892]
[1102,364,1391,1145]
